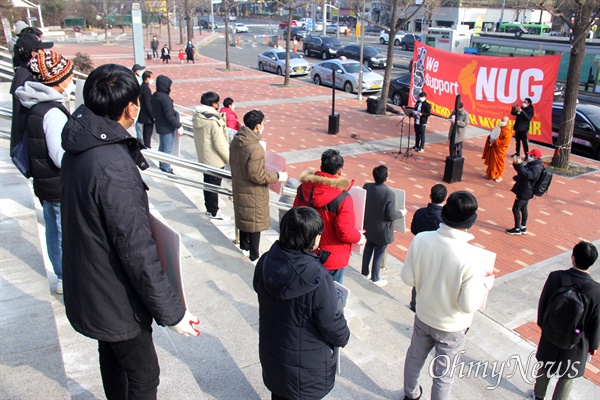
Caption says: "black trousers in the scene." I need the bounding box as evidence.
[98,327,160,400]
[514,131,529,156]
[142,123,154,148]
[414,123,426,149]
[512,197,529,228]
[272,393,290,400]
[204,174,222,216]
[240,231,261,261]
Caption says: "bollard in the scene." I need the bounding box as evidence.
[237,36,241,47]
[293,39,298,53]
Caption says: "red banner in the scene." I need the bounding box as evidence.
[410,42,561,144]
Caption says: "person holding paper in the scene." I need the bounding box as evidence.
[447,102,469,158]
[61,64,200,400]
[230,110,286,263]
[254,207,350,400]
[361,166,406,288]
[401,191,495,400]
[293,149,366,283]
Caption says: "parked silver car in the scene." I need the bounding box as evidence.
[310,59,383,93]
[257,50,311,76]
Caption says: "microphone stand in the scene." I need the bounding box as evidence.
[393,115,406,158]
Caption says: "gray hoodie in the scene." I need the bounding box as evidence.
[16,81,68,168]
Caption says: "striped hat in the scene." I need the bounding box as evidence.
[28,50,73,86]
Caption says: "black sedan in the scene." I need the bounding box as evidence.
[336,45,387,69]
[551,103,600,160]
[283,27,309,41]
[388,74,411,106]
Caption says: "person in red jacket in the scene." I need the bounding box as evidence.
[220,97,242,131]
[293,149,366,283]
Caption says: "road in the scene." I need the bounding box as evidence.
[198,22,413,87]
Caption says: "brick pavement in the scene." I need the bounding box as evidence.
[54,39,600,280]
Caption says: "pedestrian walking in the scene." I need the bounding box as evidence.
[161,44,170,63]
[230,110,287,262]
[533,241,600,400]
[293,149,366,283]
[254,206,350,400]
[185,40,195,63]
[151,35,159,60]
[193,91,230,220]
[151,75,181,174]
[178,49,185,64]
[15,49,73,294]
[361,165,405,288]
[505,148,543,236]
[61,64,200,400]
[401,191,495,400]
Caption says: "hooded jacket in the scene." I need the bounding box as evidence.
[293,170,361,270]
[60,104,185,342]
[192,104,229,168]
[151,76,180,134]
[253,241,350,400]
[229,126,278,232]
[16,81,69,201]
[511,158,543,200]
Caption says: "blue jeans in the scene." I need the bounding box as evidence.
[361,240,387,282]
[42,201,62,280]
[158,132,174,172]
[135,122,141,141]
[328,267,345,284]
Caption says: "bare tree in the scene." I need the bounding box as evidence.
[536,0,600,168]
[87,0,120,44]
[274,0,312,86]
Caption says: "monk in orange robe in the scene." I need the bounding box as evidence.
[482,116,512,182]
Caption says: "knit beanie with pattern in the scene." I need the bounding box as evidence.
[28,49,73,86]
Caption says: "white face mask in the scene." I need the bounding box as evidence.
[258,124,265,135]
[419,97,426,102]
[522,102,528,108]
[61,80,76,96]
[231,104,235,110]
[500,121,507,127]
[149,79,155,85]
[130,103,140,127]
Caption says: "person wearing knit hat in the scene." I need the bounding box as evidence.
[401,190,495,400]
[14,49,74,295]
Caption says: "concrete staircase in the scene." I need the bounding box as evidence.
[2,135,599,399]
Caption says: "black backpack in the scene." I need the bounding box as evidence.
[542,272,588,349]
[533,166,553,197]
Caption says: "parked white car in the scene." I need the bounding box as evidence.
[310,59,383,93]
[379,30,405,45]
[326,24,350,34]
[257,50,311,76]
[232,23,248,33]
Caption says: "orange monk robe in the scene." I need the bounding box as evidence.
[482,126,512,180]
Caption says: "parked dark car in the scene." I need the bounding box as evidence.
[303,35,343,59]
[364,26,383,35]
[400,34,421,51]
[551,103,600,160]
[388,74,411,106]
[200,18,217,29]
[337,45,387,69]
[283,27,309,41]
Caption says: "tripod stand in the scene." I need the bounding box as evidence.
[400,106,417,161]
[392,116,407,159]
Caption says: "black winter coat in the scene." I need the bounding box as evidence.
[151,76,180,134]
[253,241,350,400]
[511,158,543,200]
[138,81,154,124]
[413,99,431,125]
[363,182,403,245]
[511,104,534,133]
[537,268,600,377]
[10,65,34,153]
[61,105,185,342]
[411,203,443,235]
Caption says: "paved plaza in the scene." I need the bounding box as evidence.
[1,31,599,399]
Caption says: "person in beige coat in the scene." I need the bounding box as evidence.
[230,110,287,262]
[193,91,230,220]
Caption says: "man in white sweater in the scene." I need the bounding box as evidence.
[401,191,495,400]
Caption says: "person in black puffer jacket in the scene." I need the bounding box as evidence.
[61,64,199,399]
[151,74,180,173]
[254,207,350,400]
[506,148,544,236]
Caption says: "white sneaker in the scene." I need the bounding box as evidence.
[373,279,388,288]
[241,249,250,257]
[56,279,63,295]
[210,210,231,221]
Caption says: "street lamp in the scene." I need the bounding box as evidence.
[322,3,338,36]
